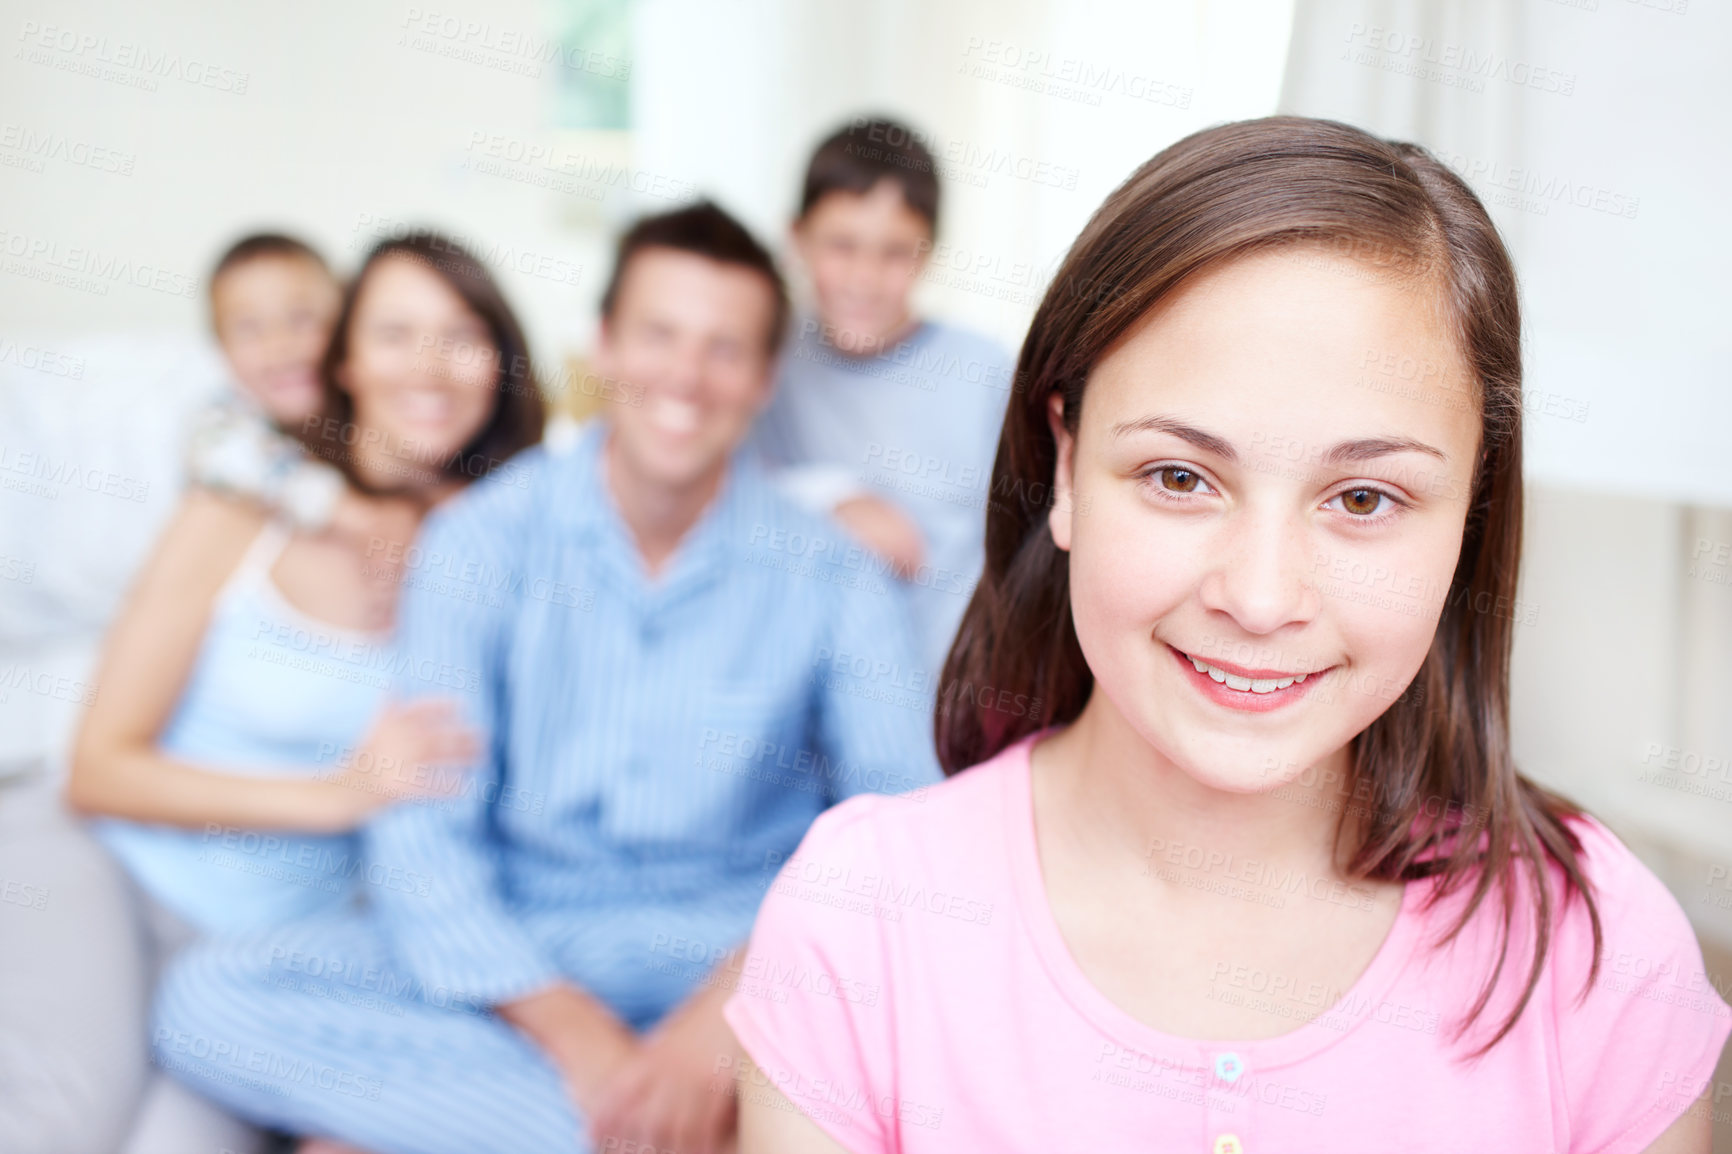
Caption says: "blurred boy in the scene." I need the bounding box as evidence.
[189,233,376,534]
[751,115,1015,677]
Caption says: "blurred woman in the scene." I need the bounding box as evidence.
[67,232,544,1154]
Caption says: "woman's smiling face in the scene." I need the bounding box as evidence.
[1047,245,1483,792]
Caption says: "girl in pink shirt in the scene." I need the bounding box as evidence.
[723,116,1732,1153]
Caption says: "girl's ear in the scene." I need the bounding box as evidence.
[1047,391,1076,553]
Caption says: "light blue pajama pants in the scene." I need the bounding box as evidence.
[151,912,587,1154]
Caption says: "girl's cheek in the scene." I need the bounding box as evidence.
[1324,532,1463,698]
[1071,495,1198,627]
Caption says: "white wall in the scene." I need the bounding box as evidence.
[0,0,616,362]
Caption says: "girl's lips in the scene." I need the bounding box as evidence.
[1168,643,1333,713]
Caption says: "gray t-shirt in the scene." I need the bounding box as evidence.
[751,317,1015,677]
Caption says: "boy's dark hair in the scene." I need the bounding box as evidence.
[209,232,330,290]
[599,200,790,352]
[799,116,940,231]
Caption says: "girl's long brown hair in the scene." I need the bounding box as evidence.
[938,116,1597,1051]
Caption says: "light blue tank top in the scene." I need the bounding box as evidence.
[98,523,392,934]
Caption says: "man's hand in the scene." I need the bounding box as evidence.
[498,982,640,1121]
[589,957,742,1154]
[832,495,925,579]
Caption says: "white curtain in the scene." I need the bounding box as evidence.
[1282,0,1732,923]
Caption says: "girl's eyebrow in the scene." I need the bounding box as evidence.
[1110,414,1447,465]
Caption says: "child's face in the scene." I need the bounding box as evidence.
[335,255,499,474]
[594,247,779,494]
[793,181,931,352]
[1048,246,1481,794]
[211,255,340,425]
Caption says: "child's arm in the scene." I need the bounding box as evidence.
[736,1052,853,1153]
[832,493,925,579]
[66,490,474,832]
[185,397,346,531]
[770,466,926,579]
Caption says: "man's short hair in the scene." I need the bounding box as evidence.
[799,115,940,231]
[599,200,790,353]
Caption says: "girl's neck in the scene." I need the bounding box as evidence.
[1035,692,1356,887]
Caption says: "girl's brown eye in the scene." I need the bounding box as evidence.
[1340,488,1382,515]
[1159,467,1200,493]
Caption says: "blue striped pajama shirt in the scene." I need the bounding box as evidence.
[151,419,942,1154]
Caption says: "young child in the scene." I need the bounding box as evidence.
[750,116,1015,678]
[189,233,373,535]
[726,117,1731,1151]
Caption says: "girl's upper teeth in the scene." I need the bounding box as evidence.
[1187,654,1308,694]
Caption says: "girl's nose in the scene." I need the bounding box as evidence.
[1195,507,1320,636]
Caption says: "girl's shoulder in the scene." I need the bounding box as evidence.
[1534,815,1731,1144]
[1423,811,1698,963]
[798,740,1028,873]
[1547,813,1700,962]
[1416,811,1729,1129]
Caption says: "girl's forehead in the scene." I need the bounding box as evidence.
[1082,248,1478,457]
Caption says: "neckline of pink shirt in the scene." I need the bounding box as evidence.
[1001,730,1431,1073]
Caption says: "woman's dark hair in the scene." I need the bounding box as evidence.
[800,115,940,231]
[938,115,1596,1052]
[299,231,543,494]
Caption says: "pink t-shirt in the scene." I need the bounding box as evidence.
[724,733,1732,1152]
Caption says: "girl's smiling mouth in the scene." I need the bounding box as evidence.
[1167,643,1336,712]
